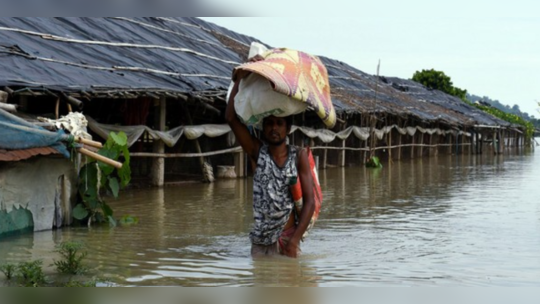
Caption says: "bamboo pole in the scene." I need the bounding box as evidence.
[493,130,497,154]
[398,131,402,160]
[323,143,328,169]
[61,93,84,110]
[369,115,376,159]
[55,98,60,119]
[461,131,465,155]
[419,131,424,157]
[481,130,484,154]
[388,129,392,161]
[411,133,415,159]
[75,136,103,149]
[131,147,243,158]
[448,134,452,155]
[468,130,472,155]
[150,97,166,186]
[185,104,205,167]
[475,130,479,154]
[339,139,346,167]
[499,129,504,154]
[78,147,122,169]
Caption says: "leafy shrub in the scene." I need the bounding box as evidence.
[75,131,131,226]
[0,263,16,280]
[366,156,383,168]
[53,242,89,275]
[17,260,47,287]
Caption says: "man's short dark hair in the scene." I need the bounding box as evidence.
[262,115,293,129]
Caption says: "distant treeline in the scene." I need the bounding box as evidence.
[467,94,540,128]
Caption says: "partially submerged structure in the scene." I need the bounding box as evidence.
[0,108,76,237]
[0,17,528,190]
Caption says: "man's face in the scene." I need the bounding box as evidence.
[263,116,289,146]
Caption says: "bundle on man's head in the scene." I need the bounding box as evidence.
[232,42,336,129]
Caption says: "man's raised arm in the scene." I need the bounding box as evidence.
[225,77,261,162]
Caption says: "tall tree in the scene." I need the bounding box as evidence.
[412,69,467,100]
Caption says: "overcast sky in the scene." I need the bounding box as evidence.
[201,1,540,117]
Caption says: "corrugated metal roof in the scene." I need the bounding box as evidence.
[0,147,60,162]
[0,17,512,129]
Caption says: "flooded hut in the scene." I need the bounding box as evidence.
[0,108,77,237]
[0,17,526,190]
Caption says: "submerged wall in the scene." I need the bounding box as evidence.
[0,156,77,238]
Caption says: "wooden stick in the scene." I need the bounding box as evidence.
[75,136,103,149]
[130,146,242,158]
[78,147,123,169]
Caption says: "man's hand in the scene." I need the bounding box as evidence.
[283,238,300,258]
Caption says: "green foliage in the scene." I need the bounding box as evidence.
[0,242,100,287]
[366,156,383,168]
[412,69,467,101]
[468,94,537,122]
[474,104,535,140]
[119,215,140,226]
[16,260,47,287]
[53,242,89,275]
[0,263,16,280]
[76,131,131,226]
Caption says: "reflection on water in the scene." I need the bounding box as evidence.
[1,150,539,286]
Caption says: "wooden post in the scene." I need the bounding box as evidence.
[429,133,433,157]
[448,134,452,155]
[461,131,465,155]
[388,130,392,161]
[323,143,328,169]
[234,150,245,178]
[419,131,424,157]
[398,132,402,160]
[185,104,213,182]
[499,129,504,154]
[358,138,363,165]
[480,131,484,154]
[339,139,346,167]
[362,139,368,164]
[492,130,497,154]
[475,130,479,154]
[369,116,375,159]
[469,130,472,155]
[411,133,415,159]
[150,97,166,187]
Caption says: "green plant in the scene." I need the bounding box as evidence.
[119,215,139,226]
[74,131,131,226]
[53,241,89,275]
[412,69,467,101]
[16,260,46,287]
[473,103,535,141]
[0,263,16,280]
[366,156,383,168]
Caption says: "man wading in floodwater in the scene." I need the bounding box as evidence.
[226,74,315,258]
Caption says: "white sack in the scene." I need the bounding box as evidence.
[234,73,307,128]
